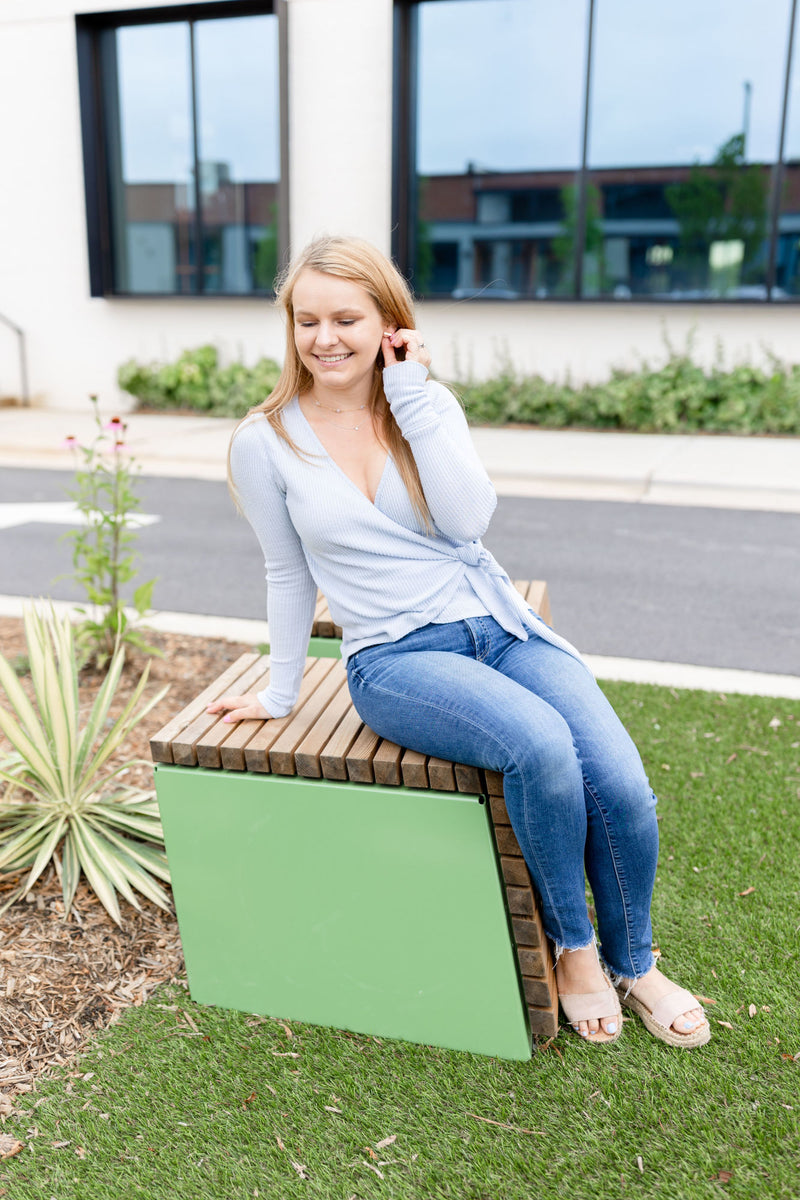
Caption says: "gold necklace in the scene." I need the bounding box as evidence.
[313,409,369,432]
[313,397,367,414]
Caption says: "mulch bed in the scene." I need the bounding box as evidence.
[0,616,253,1119]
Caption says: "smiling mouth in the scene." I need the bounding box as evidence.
[314,352,354,364]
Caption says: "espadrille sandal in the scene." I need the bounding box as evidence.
[559,980,622,1043]
[616,984,711,1048]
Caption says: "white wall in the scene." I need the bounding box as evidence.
[288,0,394,253]
[0,0,797,412]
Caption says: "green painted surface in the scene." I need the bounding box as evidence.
[306,636,342,658]
[260,637,342,659]
[155,765,531,1059]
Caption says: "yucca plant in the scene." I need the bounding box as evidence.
[0,605,170,925]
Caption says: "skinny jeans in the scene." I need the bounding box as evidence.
[346,616,658,980]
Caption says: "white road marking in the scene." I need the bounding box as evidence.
[0,501,160,530]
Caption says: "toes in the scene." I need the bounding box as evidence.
[672,1008,707,1035]
[587,1019,600,1036]
[601,1018,618,1036]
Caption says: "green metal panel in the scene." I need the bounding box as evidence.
[155,765,531,1059]
[306,636,342,659]
[260,638,342,659]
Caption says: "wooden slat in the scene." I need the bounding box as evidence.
[373,739,403,786]
[454,762,482,794]
[149,652,260,762]
[522,977,551,1008]
[315,597,336,637]
[310,594,328,636]
[269,662,347,775]
[170,655,270,766]
[195,668,270,769]
[484,770,505,796]
[506,886,534,917]
[517,946,547,976]
[489,793,510,825]
[500,855,530,888]
[494,826,523,855]
[401,748,428,789]
[295,671,353,777]
[527,1005,558,1038]
[345,724,381,783]
[511,917,543,948]
[244,658,338,772]
[526,580,552,626]
[427,757,456,791]
[319,705,366,781]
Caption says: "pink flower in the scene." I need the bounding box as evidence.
[61,435,78,450]
[105,416,125,432]
[112,440,128,454]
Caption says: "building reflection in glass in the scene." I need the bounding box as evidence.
[103,14,279,295]
[410,0,797,301]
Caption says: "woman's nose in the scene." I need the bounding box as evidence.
[315,322,338,347]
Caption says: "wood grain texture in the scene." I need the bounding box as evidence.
[149,652,260,762]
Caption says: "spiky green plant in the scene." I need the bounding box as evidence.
[0,605,170,925]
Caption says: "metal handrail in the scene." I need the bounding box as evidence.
[0,311,30,406]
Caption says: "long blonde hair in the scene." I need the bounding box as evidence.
[230,235,430,526]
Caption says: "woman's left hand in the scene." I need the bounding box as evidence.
[383,326,431,370]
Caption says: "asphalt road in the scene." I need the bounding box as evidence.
[1,466,797,675]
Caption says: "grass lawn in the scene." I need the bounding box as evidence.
[3,682,799,1200]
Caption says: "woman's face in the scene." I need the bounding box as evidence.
[292,269,386,395]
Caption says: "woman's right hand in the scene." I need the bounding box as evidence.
[206,693,272,723]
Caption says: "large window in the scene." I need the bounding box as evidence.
[77,3,284,296]
[396,0,800,302]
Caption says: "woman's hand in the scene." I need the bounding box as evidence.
[206,693,272,723]
[383,326,432,370]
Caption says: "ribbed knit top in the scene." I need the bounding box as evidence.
[230,361,584,717]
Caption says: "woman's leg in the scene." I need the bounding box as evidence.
[484,621,707,1039]
[347,621,598,954]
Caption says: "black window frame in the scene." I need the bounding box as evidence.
[393,0,800,303]
[76,0,289,298]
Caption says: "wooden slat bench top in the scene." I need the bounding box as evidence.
[150,579,558,1037]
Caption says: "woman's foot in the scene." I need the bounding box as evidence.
[556,944,620,1042]
[616,965,710,1047]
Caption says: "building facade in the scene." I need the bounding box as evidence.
[0,0,798,410]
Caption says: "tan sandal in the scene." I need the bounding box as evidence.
[616,984,711,1048]
[559,979,622,1043]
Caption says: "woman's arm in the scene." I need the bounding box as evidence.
[382,357,497,541]
[214,419,318,720]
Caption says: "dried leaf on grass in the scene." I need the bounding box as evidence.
[468,1113,545,1136]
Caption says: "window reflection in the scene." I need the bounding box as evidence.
[103,12,279,295]
[194,15,280,294]
[586,0,790,299]
[777,2,800,296]
[413,0,588,297]
[109,22,196,293]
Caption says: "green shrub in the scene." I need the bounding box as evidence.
[457,349,800,435]
[118,342,800,434]
[118,346,281,418]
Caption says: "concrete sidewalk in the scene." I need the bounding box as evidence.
[1,403,799,512]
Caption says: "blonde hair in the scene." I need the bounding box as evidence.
[230,235,430,527]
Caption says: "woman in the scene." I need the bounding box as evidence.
[207,235,710,1049]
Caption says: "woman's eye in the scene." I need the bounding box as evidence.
[338,319,355,326]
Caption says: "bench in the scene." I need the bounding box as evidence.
[150,580,558,1059]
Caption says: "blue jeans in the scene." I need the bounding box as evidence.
[346,616,658,980]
